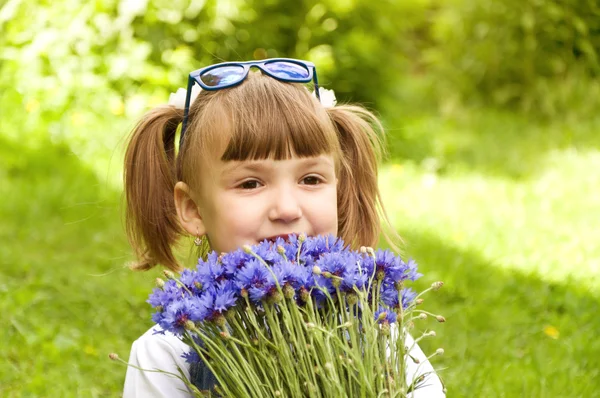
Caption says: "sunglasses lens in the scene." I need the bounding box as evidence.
[200,65,246,87]
[263,61,310,80]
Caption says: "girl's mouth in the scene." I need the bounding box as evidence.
[264,234,291,243]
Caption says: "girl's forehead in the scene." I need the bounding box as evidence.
[219,153,336,171]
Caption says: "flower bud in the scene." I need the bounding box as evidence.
[275,391,281,396]
[418,313,427,320]
[346,292,358,305]
[436,315,446,323]
[322,271,332,278]
[194,281,202,290]
[436,348,445,356]
[219,330,230,339]
[252,338,259,346]
[213,315,226,327]
[155,278,165,288]
[380,322,391,336]
[366,247,375,255]
[155,305,163,312]
[306,322,316,329]
[394,280,404,291]
[225,310,236,321]
[184,320,196,331]
[377,311,388,321]
[242,245,253,254]
[283,284,295,299]
[298,233,306,243]
[109,353,119,361]
[277,245,286,255]
[408,353,420,364]
[267,290,283,304]
[331,278,341,288]
[312,266,322,275]
[360,246,367,253]
[163,270,175,279]
[240,288,249,298]
[299,287,310,302]
[426,330,437,337]
[416,298,424,305]
[431,281,444,291]
[376,270,385,281]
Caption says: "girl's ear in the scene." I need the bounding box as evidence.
[174,181,207,237]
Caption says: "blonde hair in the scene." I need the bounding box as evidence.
[124,72,396,271]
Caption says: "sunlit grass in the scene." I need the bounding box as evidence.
[379,112,600,396]
[381,149,600,290]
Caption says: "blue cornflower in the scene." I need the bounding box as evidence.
[254,240,282,263]
[235,258,274,302]
[198,281,238,321]
[179,268,204,294]
[404,258,422,282]
[375,306,398,324]
[301,235,345,265]
[221,249,254,276]
[381,286,417,310]
[181,349,201,364]
[148,279,182,309]
[372,250,422,286]
[314,251,362,293]
[157,295,205,336]
[196,251,229,290]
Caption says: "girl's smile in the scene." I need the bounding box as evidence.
[175,154,338,254]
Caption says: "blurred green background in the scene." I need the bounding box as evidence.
[1,0,599,396]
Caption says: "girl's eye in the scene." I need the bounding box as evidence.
[238,180,262,190]
[301,176,322,185]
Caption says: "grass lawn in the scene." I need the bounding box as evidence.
[1,109,599,397]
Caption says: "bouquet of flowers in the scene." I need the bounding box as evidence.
[114,234,445,397]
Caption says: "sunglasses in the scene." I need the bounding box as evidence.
[180,58,321,147]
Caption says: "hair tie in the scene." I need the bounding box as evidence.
[313,87,337,108]
[168,85,202,109]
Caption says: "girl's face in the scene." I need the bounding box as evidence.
[176,154,338,253]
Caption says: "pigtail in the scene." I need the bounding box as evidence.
[123,106,184,271]
[327,105,401,251]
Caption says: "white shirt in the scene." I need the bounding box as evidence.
[124,325,446,397]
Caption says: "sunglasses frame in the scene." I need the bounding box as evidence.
[180,58,321,147]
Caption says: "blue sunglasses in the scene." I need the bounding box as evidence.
[180,58,321,147]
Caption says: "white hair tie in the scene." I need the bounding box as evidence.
[168,85,202,109]
[313,87,337,108]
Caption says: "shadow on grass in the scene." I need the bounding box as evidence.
[384,108,600,180]
[0,135,155,396]
[397,228,600,397]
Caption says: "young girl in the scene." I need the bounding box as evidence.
[122,58,445,397]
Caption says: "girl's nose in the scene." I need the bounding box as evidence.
[268,186,302,223]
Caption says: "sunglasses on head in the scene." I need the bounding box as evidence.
[180,58,321,147]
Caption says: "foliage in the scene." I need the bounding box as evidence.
[424,0,600,114]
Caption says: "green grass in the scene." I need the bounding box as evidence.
[1,108,599,397]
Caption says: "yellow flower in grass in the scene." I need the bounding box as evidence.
[543,325,560,339]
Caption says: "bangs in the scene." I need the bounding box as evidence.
[199,73,340,162]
